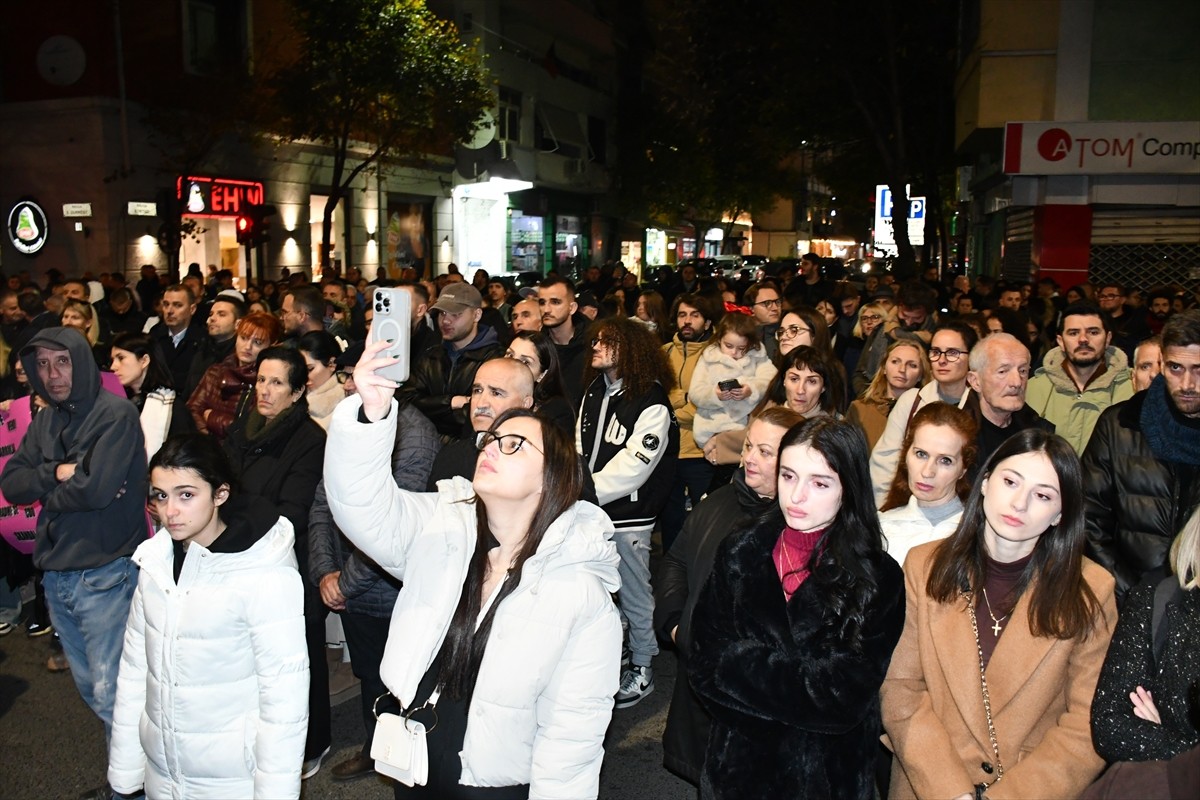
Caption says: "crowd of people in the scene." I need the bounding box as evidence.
[0,254,1197,800]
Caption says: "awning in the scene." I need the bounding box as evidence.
[537,103,587,149]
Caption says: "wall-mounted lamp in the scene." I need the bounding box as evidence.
[367,231,377,242]
[442,235,450,245]
[284,228,296,243]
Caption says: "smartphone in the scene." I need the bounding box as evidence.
[717,379,742,391]
[367,287,412,384]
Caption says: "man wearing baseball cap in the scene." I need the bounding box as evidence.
[396,282,505,438]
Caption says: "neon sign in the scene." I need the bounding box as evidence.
[176,175,265,218]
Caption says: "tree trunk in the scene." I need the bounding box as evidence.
[888,179,917,276]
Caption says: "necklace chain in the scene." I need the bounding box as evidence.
[967,590,1005,792]
[981,588,1009,636]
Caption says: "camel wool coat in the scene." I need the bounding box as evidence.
[881,541,1118,800]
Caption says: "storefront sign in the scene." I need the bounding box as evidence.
[176,175,265,218]
[7,198,48,255]
[62,202,92,217]
[1004,121,1200,175]
[127,201,158,217]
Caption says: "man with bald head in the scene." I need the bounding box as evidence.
[511,298,543,333]
[425,358,535,486]
[965,332,1054,477]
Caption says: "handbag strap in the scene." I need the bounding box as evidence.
[966,591,1005,793]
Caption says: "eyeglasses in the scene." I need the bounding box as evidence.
[860,313,883,323]
[775,325,812,341]
[929,348,966,362]
[590,337,613,349]
[753,298,782,309]
[476,431,543,455]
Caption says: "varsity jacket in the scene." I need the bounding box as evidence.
[577,375,679,531]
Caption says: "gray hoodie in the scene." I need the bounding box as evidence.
[0,327,147,571]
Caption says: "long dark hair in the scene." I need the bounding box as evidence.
[511,331,569,406]
[111,331,175,395]
[926,428,1102,640]
[771,417,887,652]
[437,408,586,700]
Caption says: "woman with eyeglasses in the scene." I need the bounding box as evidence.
[774,308,833,361]
[870,321,980,508]
[846,339,930,452]
[881,429,1116,800]
[322,339,622,798]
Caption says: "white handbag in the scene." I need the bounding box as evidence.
[370,688,440,787]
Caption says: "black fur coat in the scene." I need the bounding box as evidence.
[688,516,905,799]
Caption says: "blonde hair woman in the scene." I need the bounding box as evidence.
[846,339,930,451]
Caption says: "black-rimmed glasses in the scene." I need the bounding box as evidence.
[929,348,966,362]
[753,298,782,309]
[476,431,543,455]
[775,324,812,341]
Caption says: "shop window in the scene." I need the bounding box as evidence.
[510,213,544,273]
[554,215,582,274]
[498,86,522,144]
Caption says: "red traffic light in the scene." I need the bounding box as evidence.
[235,214,254,244]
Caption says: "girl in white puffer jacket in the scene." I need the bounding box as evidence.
[689,313,777,448]
[109,435,309,800]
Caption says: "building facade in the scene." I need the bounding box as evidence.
[955,0,1200,290]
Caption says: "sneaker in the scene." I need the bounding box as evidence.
[27,621,53,637]
[0,621,13,636]
[614,665,654,709]
[331,753,375,782]
[301,745,332,780]
[47,652,70,672]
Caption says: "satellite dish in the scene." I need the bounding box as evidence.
[37,36,87,87]
[462,109,496,150]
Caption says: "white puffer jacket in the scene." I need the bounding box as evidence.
[108,513,309,800]
[325,396,623,800]
[879,495,963,568]
[689,343,776,447]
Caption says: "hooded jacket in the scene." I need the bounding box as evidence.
[0,327,147,572]
[324,396,622,799]
[1025,345,1133,453]
[108,496,309,799]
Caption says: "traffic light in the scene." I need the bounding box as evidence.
[236,204,276,246]
[235,212,254,245]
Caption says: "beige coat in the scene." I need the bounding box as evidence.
[881,541,1118,800]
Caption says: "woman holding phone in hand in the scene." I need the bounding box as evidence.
[323,339,622,799]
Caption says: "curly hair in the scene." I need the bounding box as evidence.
[581,315,676,397]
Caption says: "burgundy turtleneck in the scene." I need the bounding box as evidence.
[773,526,825,601]
[975,550,1034,667]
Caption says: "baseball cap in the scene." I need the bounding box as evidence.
[431,283,483,313]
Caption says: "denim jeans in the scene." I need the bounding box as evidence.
[613,526,658,668]
[43,556,138,738]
